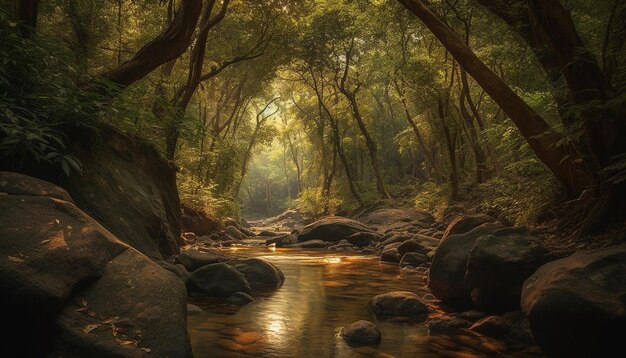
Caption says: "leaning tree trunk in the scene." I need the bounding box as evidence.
[397,0,593,198]
[105,0,203,88]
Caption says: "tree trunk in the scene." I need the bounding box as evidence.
[338,43,391,199]
[17,0,39,36]
[461,69,502,174]
[459,81,489,183]
[397,0,592,197]
[105,0,203,88]
[438,97,460,200]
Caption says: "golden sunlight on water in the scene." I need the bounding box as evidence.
[187,248,538,357]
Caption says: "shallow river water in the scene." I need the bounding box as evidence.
[187,247,536,357]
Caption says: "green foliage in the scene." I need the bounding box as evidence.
[296,187,342,217]
[0,10,107,175]
[177,173,240,220]
[414,181,451,217]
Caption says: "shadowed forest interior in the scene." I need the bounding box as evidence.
[1,0,625,357]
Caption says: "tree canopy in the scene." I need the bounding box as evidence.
[1,0,624,231]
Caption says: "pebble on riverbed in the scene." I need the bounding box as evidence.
[227,292,255,306]
[340,320,382,347]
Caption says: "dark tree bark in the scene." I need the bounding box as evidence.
[105,0,203,88]
[17,0,40,36]
[397,0,592,197]
[337,40,392,199]
[232,98,279,196]
[392,77,440,181]
[438,96,460,201]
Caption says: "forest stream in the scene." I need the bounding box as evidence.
[2,0,626,356]
[187,245,540,358]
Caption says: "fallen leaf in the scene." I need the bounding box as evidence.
[140,348,151,353]
[102,316,119,324]
[81,324,100,334]
[116,339,137,346]
[7,256,24,263]
[87,310,97,318]
[74,307,88,312]
[111,324,118,337]
[55,219,60,224]
[40,239,51,245]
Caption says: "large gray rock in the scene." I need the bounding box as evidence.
[428,222,503,307]
[175,249,231,272]
[368,291,429,320]
[465,228,555,311]
[521,245,626,357]
[229,258,285,290]
[340,320,381,347]
[0,173,191,357]
[442,214,494,240]
[53,249,191,357]
[296,216,375,243]
[58,125,184,259]
[186,263,251,297]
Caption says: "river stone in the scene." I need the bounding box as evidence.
[296,216,375,243]
[457,310,486,322]
[266,234,298,247]
[227,292,255,305]
[398,239,428,256]
[186,263,251,297]
[465,227,555,311]
[187,304,204,315]
[380,247,402,263]
[400,252,428,268]
[229,258,285,290]
[428,317,472,335]
[340,320,381,347]
[287,239,328,248]
[428,222,503,308]
[521,244,626,357]
[224,225,245,240]
[469,316,511,338]
[159,261,191,282]
[347,231,382,247]
[223,217,241,229]
[442,214,494,240]
[378,233,414,247]
[368,291,429,320]
[175,249,231,272]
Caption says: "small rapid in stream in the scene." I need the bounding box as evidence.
[187,247,537,357]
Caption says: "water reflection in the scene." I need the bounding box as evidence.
[187,248,537,357]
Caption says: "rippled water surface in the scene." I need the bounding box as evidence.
[187,247,531,357]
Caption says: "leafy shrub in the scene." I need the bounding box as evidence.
[0,11,106,175]
[177,173,240,220]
